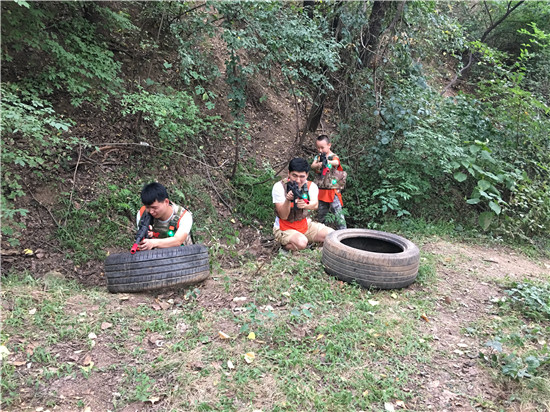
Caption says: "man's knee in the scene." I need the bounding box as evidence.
[287,234,308,250]
[317,227,334,243]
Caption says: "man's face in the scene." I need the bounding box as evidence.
[316,140,331,155]
[288,170,307,186]
[146,199,170,219]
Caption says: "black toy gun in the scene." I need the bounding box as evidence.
[130,212,153,254]
[320,153,333,176]
[287,181,310,205]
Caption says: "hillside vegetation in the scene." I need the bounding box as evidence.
[2,1,549,262]
[1,2,550,411]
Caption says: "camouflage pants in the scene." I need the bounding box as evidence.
[317,195,347,230]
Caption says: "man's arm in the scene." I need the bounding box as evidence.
[275,193,294,220]
[273,181,293,220]
[305,182,319,210]
[311,155,322,172]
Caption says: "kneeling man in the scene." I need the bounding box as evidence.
[272,157,333,251]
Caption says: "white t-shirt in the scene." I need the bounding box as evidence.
[272,180,319,229]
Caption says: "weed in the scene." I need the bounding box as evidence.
[505,281,550,320]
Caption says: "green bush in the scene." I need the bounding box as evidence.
[121,86,216,148]
[1,85,79,246]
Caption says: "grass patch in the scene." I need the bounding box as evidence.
[1,250,440,411]
[2,238,548,411]
[467,278,550,408]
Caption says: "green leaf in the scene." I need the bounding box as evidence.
[467,198,480,204]
[479,211,494,230]
[489,201,501,215]
[291,308,301,317]
[469,144,481,154]
[14,0,30,8]
[454,172,467,182]
[478,180,492,191]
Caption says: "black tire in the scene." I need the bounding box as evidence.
[322,229,419,289]
[104,245,210,293]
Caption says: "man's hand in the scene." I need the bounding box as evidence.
[139,238,157,251]
[295,198,309,209]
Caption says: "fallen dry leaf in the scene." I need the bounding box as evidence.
[428,380,440,388]
[244,352,255,363]
[219,331,231,339]
[0,345,12,360]
[25,343,36,356]
[247,332,256,340]
[80,361,94,372]
[148,396,161,404]
[227,360,235,369]
[384,402,395,411]
[81,354,92,366]
[420,314,430,322]
[8,360,26,367]
[101,322,113,330]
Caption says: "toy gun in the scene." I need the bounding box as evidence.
[287,181,310,205]
[130,212,153,254]
[320,153,333,176]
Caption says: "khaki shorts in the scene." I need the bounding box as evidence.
[273,219,329,246]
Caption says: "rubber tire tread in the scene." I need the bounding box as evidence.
[322,229,419,289]
[104,245,210,293]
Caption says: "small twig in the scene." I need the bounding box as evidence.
[253,259,268,277]
[203,157,233,212]
[64,144,82,226]
[283,73,302,145]
[92,142,222,169]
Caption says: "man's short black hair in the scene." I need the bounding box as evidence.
[289,157,310,173]
[141,182,169,206]
[317,134,330,143]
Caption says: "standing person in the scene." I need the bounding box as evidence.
[135,182,193,251]
[272,157,333,251]
[311,135,347,230]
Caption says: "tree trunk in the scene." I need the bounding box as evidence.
[305,91,326,133]
[302,1,344,135]
[360,0,392,68]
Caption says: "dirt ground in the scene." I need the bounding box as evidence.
[4,238,549,412]
[409,241,550,411]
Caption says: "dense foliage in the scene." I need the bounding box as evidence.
[1,1,549,251]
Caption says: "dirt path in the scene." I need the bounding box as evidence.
[410,241,550,411]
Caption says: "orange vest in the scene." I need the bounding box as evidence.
[317,155,344,206]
